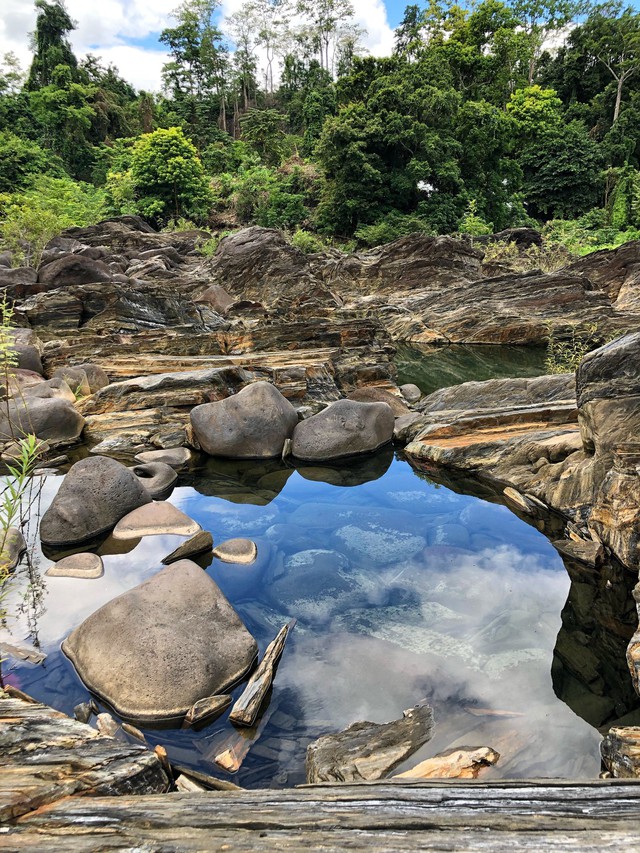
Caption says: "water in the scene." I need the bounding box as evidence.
[3,449,627,786]
[396,344,548,396]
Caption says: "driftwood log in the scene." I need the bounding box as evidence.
[229,620,295,728]
[5,780,640,850]
[394,745,500,779]
[306,702,434,783]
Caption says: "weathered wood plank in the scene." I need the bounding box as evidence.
[4,781,640,851]
[0,693,169,822]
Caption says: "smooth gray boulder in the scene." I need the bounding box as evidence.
[346,387,410,416]
[291,399,394,461]
[37,253,113,288]
[52,366,91,398]
[22,377,75,403]
[400,383,422,404]
[75,362,110,393]
[40,456,152,546]
[15,343,43,375]
[190,381,297,459]
[62,560,258,723]
[0,397,85,447]
[131,462,178,499]
[134,447,192,467]
[112,502,200,539]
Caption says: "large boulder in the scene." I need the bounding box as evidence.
[291,399,394,461]
[38,253,113,288]
[62,560,258,723]
[40,456,152,546]
[190,381,297,458]
[0,397,84,447]
[75,362,110,393]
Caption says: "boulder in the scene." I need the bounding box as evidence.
[22,377,75,403]
[52,366,91,398]
[195,285,235,315]
[291,399,394,461]
[75,362,110,393]
[6,368,44,398]
[62,560,258,723]
[46,553,104,579]
[400,383,422,404]
[134,447,192,468]
[112,502,201,539]
[190,381,298,459]
[40,456,152,546]
[346,387,410,416]
[0,527,26,572]
[37,253,113,288]
[15,343,43,375]
[0,397,85,447]
[162,530,213,564]
[212,538,257,565]
[131,462,178,499]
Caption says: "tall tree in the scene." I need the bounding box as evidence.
[27,0,78,90]
[508,0,588,83]
[296,0,360,76]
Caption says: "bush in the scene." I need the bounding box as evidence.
[545,324,600,374]
[290,229,325,254]
[354,213,433,248]
[458,199,493,236]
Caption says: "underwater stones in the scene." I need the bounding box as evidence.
[400,383,422,404]
[134,447,192,468]
[112,502,201,539]
[46,553,104,579]
[306,702,435,783]
[162,530,213,564]
[132,462,178,499]
[212,538,257,565]
[190,381,298,459]
[62,560,258,723]
[291,399,394,461]
[0,397,85,448]
[0,527,26,572]
[184,694,232,727]
[40,456,152,547]
[334,519,426,567]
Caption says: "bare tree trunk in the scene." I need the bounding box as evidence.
[614,74,624,124]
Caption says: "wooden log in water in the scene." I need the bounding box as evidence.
[229,620,295,728]
[0,692,169,822]
[5,780,640,851]
[393,745,500,779]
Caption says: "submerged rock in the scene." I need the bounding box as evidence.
[46,553,104,579]
[212,538,257,565]
[394,745,500,779]
[291,399,394,461]
[40,456,152,546]
[306,702,435,783]
[62,560,258,723]
[190,381,298,459]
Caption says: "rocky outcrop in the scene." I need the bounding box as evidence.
[62,560,258,723]
[191,381,298,459]
[291,399,395,461]
[40,456,152,546]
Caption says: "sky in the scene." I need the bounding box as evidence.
[0,0,407,91]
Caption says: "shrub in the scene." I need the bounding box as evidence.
[545,324,600,374]
[290,229,325,254]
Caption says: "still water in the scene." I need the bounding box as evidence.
[0,448,625,786]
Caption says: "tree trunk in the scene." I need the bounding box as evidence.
[614,74,624,124]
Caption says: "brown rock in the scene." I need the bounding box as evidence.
[212,538,257,565]
[112,502,201,539]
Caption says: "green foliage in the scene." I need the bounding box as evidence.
[240,108,288,165]
[0,131,63,192]
[459,199,493,235]
[290,229,325,253]
[0,174,106,266]
[354,213,434,247]
[545,323,600,374]
[110,127,212,226]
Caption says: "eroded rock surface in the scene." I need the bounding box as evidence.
[291,399,394,461]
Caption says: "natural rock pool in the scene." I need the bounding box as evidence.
[4,446,638,787]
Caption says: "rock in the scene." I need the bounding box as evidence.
[553,538,604,568]
[162,530,214,564]
[112,502,201,539]
[195,285,235,315]
[46,553,104,579]
[291,399,394,461]
[38,253,113,288]
[52,366,91,398]
[75,362,110,393]
[62,560,258,723]
[0,527,26,572]
[190,381,298,459]
[400,383,422,403]
[74,702,93,724]
[6,368,44,397]
[15,343,43,375]
[22,377,75,403]
[306,703,435,783]
[0,397,85,448]
[212,538,257,565]
[96,712,120,737]
[601,727,640,778]
[134,447,192,468]
[131,462,178,499]
[40,456,152,547]
[183,694,232,728]
[346,387,410,416]
[393,746,500,779]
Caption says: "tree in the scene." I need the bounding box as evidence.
[295,0,360,76]
[240,108,287,163]
[0,131,63,192]
[123,127,213,225]
[27,0,78,90]
[582,4,640,123]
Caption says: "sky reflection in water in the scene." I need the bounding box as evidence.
[1,452,604,786]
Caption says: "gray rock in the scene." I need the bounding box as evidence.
[162,530,213,564]
[75,363,110,393]
[0,527,26,571]
[22,377,75,403]
[62,560,258,723]
[291,399,395,461]
[346,387,410,416]
[6,368,44,398]
[190,381,298,459]
[132,462,178,499]
[52,367,91,398]
[400,383,422,404]
[46,553,104,579]
[134,447,192,468]
[15,343,43,375]
[40,456,152,546]
[0,397,85,448]
[195,284,234,315]
[112,502,201,539]
[212,538,257,565]
[38,253,113,288]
